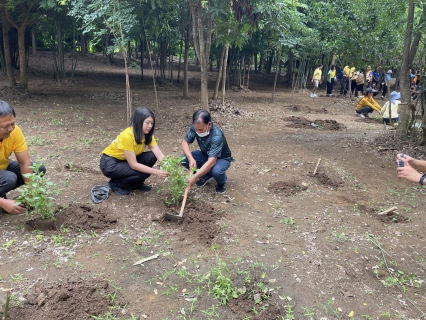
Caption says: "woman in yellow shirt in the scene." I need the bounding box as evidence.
[311,64,323,97]
[355,88,381,118]
[326,64,336,96]
[100,107,169,195]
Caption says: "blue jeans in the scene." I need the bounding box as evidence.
[181,151,230,185]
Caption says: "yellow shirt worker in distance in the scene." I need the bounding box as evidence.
[100,107,169,196]
[0,101,46,215]
[355,87,381,118]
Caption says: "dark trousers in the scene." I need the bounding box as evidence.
[0,161,46,197]
[100,152,157,186]
[356,106,373,117]
[351,80,357,95]
[382,85,388,97]
[181,150,230,186]
[326,79,334,94]
[340,78,349,95]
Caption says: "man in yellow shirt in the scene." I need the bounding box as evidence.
[310,64,323,98]
[0,101,46,214]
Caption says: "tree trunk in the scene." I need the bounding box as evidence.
[287,49,293,82]
[140,37,144,81]
[397,0,423,136]
[272,48,281,102]
[183,34,189,98]
[213,45,226,99]
[80,33,87,55]
[3,3,32,88]
[31,26,36,54]
[221,44,229,106]
[189,0,213,109]
[1,15,16,85]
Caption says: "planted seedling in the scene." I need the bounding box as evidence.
[15,164,60,220]
[158,155,196,207]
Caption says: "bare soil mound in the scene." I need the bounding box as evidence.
[25,204,118,232]
[314,172,342,188]
[283,116,345,130]
[284,104,328,114]
[377,211,410,223]
[6,279,121,320]
[209,99,251,118]
[163,201,221,245]
[267,181,308,196]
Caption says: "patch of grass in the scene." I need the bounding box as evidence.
[27,136,49,146]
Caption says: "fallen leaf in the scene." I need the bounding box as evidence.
[154,289,157,295]
[268,279,276,283]
[135,240,143,245]
[347,310,354,317]
[182,288,186,293]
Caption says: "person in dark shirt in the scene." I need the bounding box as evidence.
[181,110,233,194]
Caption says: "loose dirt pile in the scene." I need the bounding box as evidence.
[209,99,251,118]
[284,104,328,114]
[267,181,308,196]
[283,116,345,130]
[25,204,118,231]
[313,172,343,189]
[6,279,122,320]
[162,201,221,245]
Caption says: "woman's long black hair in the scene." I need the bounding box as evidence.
[131,107,155,145]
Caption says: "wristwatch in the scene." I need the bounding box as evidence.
[420,173,426,186]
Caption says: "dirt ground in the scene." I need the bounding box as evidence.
[1,52,426,320]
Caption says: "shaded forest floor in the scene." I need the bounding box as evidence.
[1,51,426,319]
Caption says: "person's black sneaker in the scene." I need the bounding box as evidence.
[134,183,152,192]
[215,184,226,194]
[108,181,130,195]
[196,176,213,187]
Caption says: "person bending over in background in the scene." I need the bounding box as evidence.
[396,154,426,186]
[381,91,401,124]
[100,107,169,195]
[355,88,381,118]
[181,110,233,194]
[0,101,46,214]
[356,68,365,98]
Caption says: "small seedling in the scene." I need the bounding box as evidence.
[15,164,60,220]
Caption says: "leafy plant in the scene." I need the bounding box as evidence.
[158,155,195,207]
[209,259,238,305]
[15,164,60,220]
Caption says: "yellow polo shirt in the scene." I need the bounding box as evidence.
[102,127,157,160]
[0,125,28,170]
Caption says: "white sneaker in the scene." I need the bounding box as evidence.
[310,93,314,98]
[358,114,365,118]
[313,94,318,98]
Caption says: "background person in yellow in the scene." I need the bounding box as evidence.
[355,87,381,118]
[0,101,46,214]
[100,107,169,195]
[310,63,323,97]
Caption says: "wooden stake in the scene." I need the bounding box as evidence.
[313,158,321,175]
[2,289,11,320]
[377,206,397,216]
[133,253,159,266]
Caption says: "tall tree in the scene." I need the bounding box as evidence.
[397,0,426,137]
[1,0,34,88]
[189,0,213,108]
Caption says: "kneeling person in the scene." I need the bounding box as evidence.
[355,87,381,118]
[181,110,233,194]
[100,107,169,195]
[0,101,46,214]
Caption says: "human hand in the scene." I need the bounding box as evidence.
[2,199,26,215]
[396,158,422,184]
[156,170,169,180]
[189,158,197,170]
[396,153,415,165]
[188,176,197,186]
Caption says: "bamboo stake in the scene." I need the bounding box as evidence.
[377,206,397,215]
[133,253,159,266]
[313,158,321,175]
[2,289,11,320]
